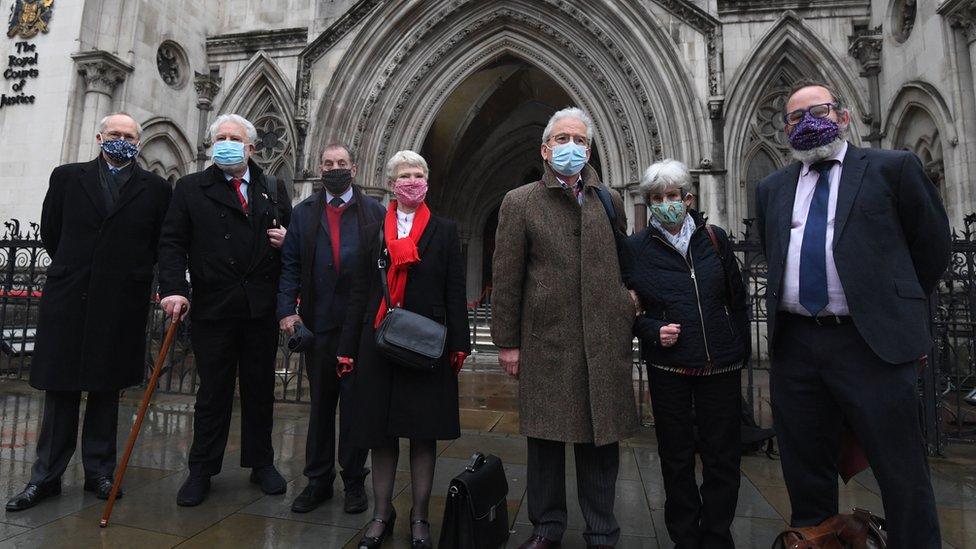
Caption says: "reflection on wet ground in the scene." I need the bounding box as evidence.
[0,362,973,548]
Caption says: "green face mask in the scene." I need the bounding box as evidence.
[650,200,686,227]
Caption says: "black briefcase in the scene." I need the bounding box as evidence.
[439,453,510,549]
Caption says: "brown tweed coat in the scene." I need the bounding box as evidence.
[491,163,637,446]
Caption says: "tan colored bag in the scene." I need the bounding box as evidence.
[772,508,887,549]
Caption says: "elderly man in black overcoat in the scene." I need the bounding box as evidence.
[157,113,292,507]
[6,113,173,511]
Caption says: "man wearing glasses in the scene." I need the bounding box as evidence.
[755,81,949,547]
[492,107,637,548]
[6,113,173,511]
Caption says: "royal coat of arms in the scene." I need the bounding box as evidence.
[7,0,54,39]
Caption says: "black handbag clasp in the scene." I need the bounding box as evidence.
[466,452,486,472]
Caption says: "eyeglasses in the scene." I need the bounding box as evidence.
[783,103,839,126]
[101,131,139,143]
[549,133,589,147]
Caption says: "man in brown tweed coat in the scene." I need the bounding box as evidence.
[492,107,637,549]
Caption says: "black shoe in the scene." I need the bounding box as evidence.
[358,509,396,548]
[250,465,287,495]
[5,482,61,512]
[410,517,433,549]
[291,481,334,513]
[84,475,121,500]
[344,483,368,514]
[176,474,211,507]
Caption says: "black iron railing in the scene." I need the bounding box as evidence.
[3,216,976,454]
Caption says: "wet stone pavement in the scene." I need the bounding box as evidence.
[0,361,974,548]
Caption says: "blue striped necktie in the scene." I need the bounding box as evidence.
[798,160,836,316]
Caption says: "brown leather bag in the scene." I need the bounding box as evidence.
[771,509,887,549]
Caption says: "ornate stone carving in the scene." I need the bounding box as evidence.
[893,0,917,43]
[351,3,671,184]
[193,70,222,109]
[206,27,308,56]
[940,0,976,43]
[296,0,722,126]
[848,31,882,76]
[296,0,384,124]
[71,50,133,96]
[156,41,188,89]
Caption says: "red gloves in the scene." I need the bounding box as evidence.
[338,353,467,377]
[451,352,468,374]
[336,356,354,379]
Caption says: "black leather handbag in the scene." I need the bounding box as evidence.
[374,231,447,371]
[439,453,510,549]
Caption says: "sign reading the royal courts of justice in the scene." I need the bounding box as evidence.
[3,0,53,109]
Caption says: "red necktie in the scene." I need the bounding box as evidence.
[230,178,248,213]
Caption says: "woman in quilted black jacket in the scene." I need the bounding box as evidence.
[623,159,750,549]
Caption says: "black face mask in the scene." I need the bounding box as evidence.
[322,168,353,195]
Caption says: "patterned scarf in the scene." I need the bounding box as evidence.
[651,213,696,257]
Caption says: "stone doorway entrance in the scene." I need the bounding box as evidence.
[418,54,602,297]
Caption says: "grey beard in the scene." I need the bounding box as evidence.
[790,137,845,164]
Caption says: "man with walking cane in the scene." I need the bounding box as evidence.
[157,113,292,507]
[6,113,172,511]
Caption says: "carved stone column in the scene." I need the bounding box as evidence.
[71,51,133,161]
[849,29,883,147]
[941,0,976,224]
[193,69,222,171]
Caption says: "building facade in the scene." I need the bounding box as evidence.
[1,0,972,299]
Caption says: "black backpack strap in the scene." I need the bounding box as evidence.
[594,185,626,247]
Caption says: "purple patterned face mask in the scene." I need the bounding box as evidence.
[788,111,840,151]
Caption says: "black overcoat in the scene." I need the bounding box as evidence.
[337,213,471,448]
[31,158,172,391]
[157,161,292,320]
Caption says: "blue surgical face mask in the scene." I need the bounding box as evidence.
[212,140,246,167]
[650,200,687,227]
[548,142,588,176]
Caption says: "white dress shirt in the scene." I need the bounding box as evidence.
[780,141,850,316]
[223,167,250,204]
[396,208,415,238]
[325,186,354,206]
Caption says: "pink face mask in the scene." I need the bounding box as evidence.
[393,178,428,208]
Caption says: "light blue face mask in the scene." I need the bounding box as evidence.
[212,140,246,166]
[548,142,588,176]
[650,200,687,227]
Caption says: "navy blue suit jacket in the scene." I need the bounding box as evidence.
[755,143,950,364]
[277,185,385,333]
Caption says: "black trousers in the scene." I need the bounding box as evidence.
[188,316,278,476]
[30,390,119,484]
[771,313,941,549]
[648,367,741,549]
[526,437,620,546]
[303,330,369,488]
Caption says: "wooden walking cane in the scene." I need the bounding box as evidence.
[100,313,182,527]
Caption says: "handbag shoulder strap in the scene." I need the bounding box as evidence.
[377,227,394,311]
[705,223,735,308]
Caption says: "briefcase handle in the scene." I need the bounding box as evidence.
[466,452,486,472]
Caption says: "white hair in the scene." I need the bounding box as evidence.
[640,159,692,199]
[98,113,143,137]
[542,107,594,143]
[386,150,429,180]
[208,113,258,143]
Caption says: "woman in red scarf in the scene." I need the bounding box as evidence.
[337,150,470,549]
